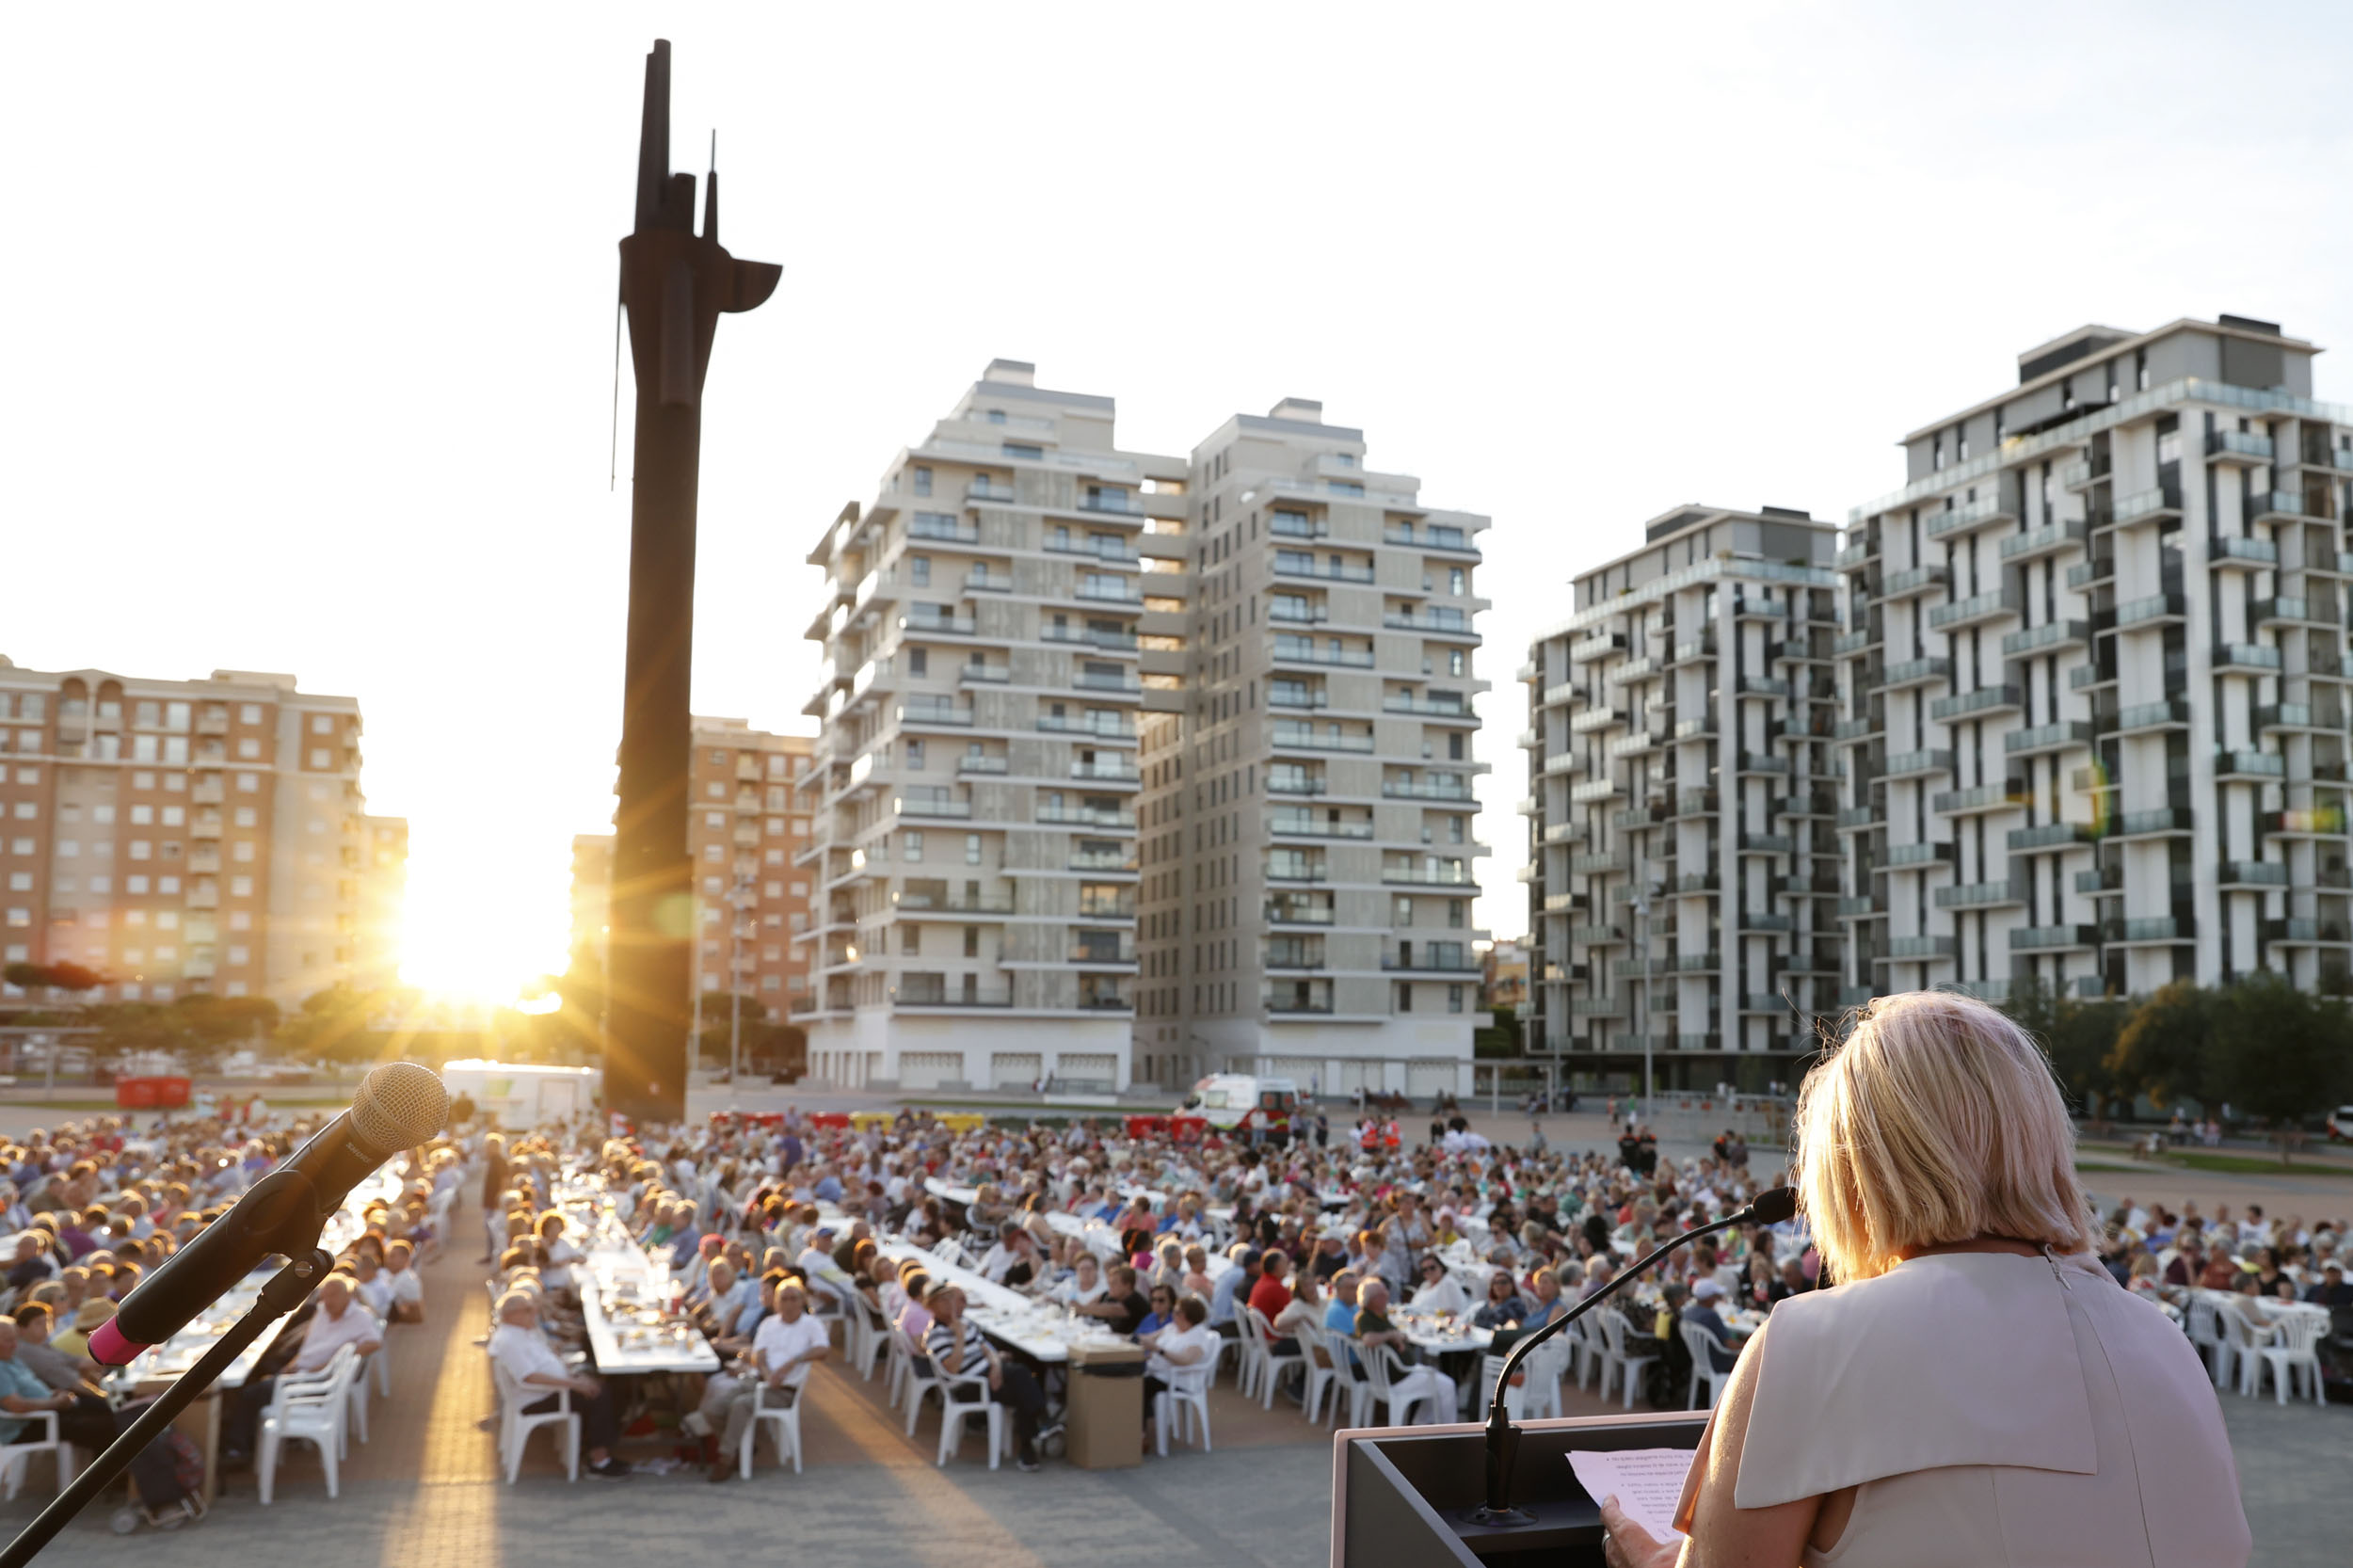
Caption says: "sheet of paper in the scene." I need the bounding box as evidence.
[1567,1447,1694,1542]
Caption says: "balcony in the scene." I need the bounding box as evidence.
[1273,637,1374,668]
[2113,488,2184,525]
[1836,536,1881,569]
[1268,602,1329,626]
[1269,688,1328,712]
[2113,591,2189,630]
[1069,940,1139,966]
[1737,833,1796,855]
[1884,840,1956,869]
[1736,675,1790,698]
[1931,780,2027,816]
[1070,760,1140,783]
[1930,685,2022,723]
[2104,917,2196,945]
[2114,807,2195,838]
[902,611,978,637]
[1266,858,1328,883]
[1918,498,2009,542]
[2213,747,2286,780]
[1569,632,1625,664]
[1878,564,1951,601]
[1040,625,1138,652]
[1881,749,1954,780]
[1736,751,1790,776]
[1875,657,1951,692]
[1270,512,1329,541]
[1037,713,1136,741]
[1069,849,1138,872]
[2065,554,2117,589]
[2005,721,2095,758]
[1384,696,1478,720]
[2209,534,2281,568]
[2001,520,2089,564]
[2008,822,2095,852]
[1928,591,2022,632]
[2002,620,2090,658]
[2112,698,2192,733]
[1384,778,1477,802]
[890,985,1013,1009]
[1385,524,1481,557]
[1271,725,1374,754]
[1774,791,1838,818]
[1037,805,1136,829]
[893,892,1016,916]
[2010,924,2099,952]
[1838,895,1886,919]
[1271,814,1371,840]
[2208,429,2275,464]
[907,515,981,545]
[1268,775,1327,796]
[2256,596,2341,628]
[2265,918,2353,944]
[2257,702,2338,732]
[1934,879,2025,910]
[1273,556,1374,584]
[2060,455,2110,490]
[1884,936,1958,960]
[1384,611,1481,640]
[2249,491,2332,523]
[2212,643,2282,673]
[1382,865,1479,888]
[1833,629,1880,655]
[899,700,974,728]
[2217,859,2289,888]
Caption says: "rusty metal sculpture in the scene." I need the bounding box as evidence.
[605,40,779,1125]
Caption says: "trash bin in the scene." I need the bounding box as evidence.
[1064,1340,1144,1469]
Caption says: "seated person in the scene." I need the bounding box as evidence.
[224,1273,383,1464]
[1409,1256,1470,1317]
[1681,1276,1738,1372]
[1073,1262,1150,1334]
[1141,1295,1214,1450]
[703,1279,829,1483]
[488,1289,630,1479]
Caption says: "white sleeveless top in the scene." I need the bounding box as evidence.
[1733,1251,2249,1568]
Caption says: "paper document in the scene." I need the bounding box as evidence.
[1567,1447,1695,1542]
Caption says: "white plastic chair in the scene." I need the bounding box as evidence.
[1597,1312,1658,1410]
[1290,1321,1339,1423]
[1363,1343,1445,1426]
[0,1413,77,1502]
[2221,1307,2275,1397]
[1482,1344,1564,1421]
[936,1376,1003,1468]
[1250,1308,1303,1410]
[856,1301,893,1382]
[2252,1311,2327,1404]
[258,1348,358,1503]
[1563,1314,1601,1392]
[2185,1293,2227,1385]
[1232,1307,1275,1402]
[1324,1333,1375,1427]
[491,1356,580,1483]
[1154,1362,1213,1455]
[1682,1321,1735,1409]
[736,1379,805,1477]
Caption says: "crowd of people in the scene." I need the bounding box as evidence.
[0,1082,2336,1508]
[0,1107,453,1519]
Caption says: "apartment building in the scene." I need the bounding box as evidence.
[793,362,1185,1091]
[0,660,390,1007]
[1835,315,2353,1003]
[355,815,408,987]
[1134,400,1492,1097]
[570,718,815,1022]
[1522,506,1843,1091]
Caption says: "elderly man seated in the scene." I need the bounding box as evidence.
[703,1277,829,1483]
[488,1288,631,1478]
[223,1272,382,1467]
[0,1311,198,1523]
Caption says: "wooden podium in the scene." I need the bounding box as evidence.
[1329,1410,1709,1568]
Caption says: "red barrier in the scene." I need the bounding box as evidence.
[1124,1114,1170,1139]
[114,1077,192,1111]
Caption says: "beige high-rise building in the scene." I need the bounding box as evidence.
[355,814,408,988]
[569,718,816,1025]
[1134,401,1492,1096]
[794,361,1185,1091]
[0,660,392,1007]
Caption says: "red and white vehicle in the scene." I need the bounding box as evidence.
[1176,1074,1300,1137]
[2327,1105,2353,1143]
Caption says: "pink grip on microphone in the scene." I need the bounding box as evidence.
[88,1320,149,1368]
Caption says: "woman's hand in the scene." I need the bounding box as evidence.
[1599,1497,1680,1568]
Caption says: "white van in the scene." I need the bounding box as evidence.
[1176,1074,1300,1132]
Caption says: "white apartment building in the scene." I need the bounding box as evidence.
[793,362,1186,1091]
[1522,506,1843,1091]
[1835,315,2353,1002]
[1133,401,1491,1098]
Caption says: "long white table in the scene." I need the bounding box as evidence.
[121,1166,407,1389]
[554,1178,720,1375]
[878,1239,1139,1365]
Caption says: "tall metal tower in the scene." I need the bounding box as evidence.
[605,40,779,1126]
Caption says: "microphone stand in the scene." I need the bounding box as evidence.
[0,1248,334,1568]
[1460,1203,1763,1528]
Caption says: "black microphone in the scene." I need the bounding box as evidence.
[89,1061,448,1366]
[1462,1185,1799,1528]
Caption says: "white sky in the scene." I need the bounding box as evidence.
[8,3,2353,1000]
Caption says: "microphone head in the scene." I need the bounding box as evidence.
[1749,1186,1799,1226]
[349,1062,452,1158]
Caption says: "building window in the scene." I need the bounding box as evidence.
[1448,984,1465,1015]
[904,832,924,863]
[965,833,983,865]
[913,465,933,496]
[1398,983,1413,1012]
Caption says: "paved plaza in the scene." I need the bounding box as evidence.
[0,1182,2340,1568]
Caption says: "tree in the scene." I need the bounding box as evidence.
[2108,981,2215,1112]
[3,961,104,996]
[174,994,281,1055]
[275,984,391,1064]
[2206,973,2353,1165]
[2003,972,2126,1123]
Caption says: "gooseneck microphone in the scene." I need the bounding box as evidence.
[88,1061,448,1367]
[1462,1185,1799,1528]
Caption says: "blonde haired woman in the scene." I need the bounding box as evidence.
[1603,990,2248,1568]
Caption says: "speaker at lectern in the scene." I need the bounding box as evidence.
[1329,1410,1709,1568]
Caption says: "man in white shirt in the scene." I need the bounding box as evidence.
[488,1290,630,1478]
[383,1239,426,1322]
[707,1280,828,1483]
[225,1273,383,1463]
[349,1252,396,1321]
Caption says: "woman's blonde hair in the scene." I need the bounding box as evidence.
[1795,990,2093,1281]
